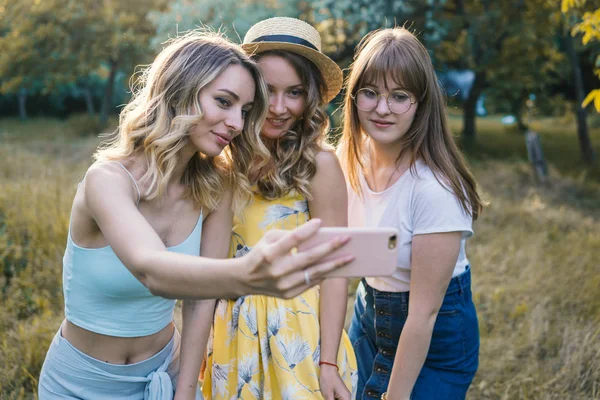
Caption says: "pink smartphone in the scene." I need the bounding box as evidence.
[297,227,399,278]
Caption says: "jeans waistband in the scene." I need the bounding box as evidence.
[362,266,472,299]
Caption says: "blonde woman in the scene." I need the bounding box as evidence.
[37,31,353,400]
[201,18,357,400]
[339,28,484,399]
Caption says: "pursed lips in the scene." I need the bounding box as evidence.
[370,118,394,126]
[213,131,233,144]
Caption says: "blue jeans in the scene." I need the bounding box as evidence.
[348,268,479,400]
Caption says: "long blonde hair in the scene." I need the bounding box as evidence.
[94,31,270,214]
[253,50,329,201]
[339,28,483,219]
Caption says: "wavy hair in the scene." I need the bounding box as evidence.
[339,28,483,219]
[253,50,329,201]
[94,31,270,214]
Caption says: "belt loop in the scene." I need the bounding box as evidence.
[459,266,470,296]
[455,273,463,296]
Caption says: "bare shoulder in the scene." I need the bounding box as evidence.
[83,162,139,204]
[313,149,345,181]
[315,149,341,169]
[311,150,346,194]
[85,161,128,183]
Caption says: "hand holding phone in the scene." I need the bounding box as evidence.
[297,227,398,278]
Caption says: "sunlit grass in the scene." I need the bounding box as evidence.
[446,112,600,182]
[465,160,600,399]
[0,117,106,397]
[0,116,598,399]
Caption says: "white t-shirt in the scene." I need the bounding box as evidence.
[348,160,473,292]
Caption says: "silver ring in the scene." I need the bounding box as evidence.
[304,270,311,285]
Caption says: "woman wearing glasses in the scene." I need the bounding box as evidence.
[338,28,484,399]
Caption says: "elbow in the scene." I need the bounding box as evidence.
[408,307,439,329]
[129,252,175,299]
[145,277,176,299]
[143,272,177,299]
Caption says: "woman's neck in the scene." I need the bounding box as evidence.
[171,145,196,184]
[364,138,411,192]
[367,138,405,170]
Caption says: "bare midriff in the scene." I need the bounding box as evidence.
[61,319,175,365]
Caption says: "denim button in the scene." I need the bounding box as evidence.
[367,389,379,397]
[378,309,385,315]
[377,331,393,339]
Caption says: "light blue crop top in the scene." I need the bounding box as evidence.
[63,163,203,337]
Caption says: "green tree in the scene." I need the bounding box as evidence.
[149,0,298,47]
[432,0,562,142]
[93,0,168,126]
[308,0,564,143]
[0,0,75,119]
[562,0,599,163]
[0,0,166,123]
[307,0,440,65]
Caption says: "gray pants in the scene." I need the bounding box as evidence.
[38,324,202,399]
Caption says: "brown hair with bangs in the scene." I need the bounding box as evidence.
[339,27,483,220]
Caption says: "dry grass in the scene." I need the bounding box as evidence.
[0,116,599,399]
[465,160,600,399]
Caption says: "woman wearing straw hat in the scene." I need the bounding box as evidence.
[197,17,357,400]
[37,30,354,400]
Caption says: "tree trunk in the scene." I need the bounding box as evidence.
[18,88,28,120]
[82,86,96,115]
[462,70,487,143]
[510,96,528,133]
[565,33,596,164]
[100,59,118,128]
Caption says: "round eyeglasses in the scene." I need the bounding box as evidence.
[352,88,416,115]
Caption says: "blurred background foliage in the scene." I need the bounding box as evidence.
[0,0,598,152]
[0,0,599,399]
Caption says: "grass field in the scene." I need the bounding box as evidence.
[0,115,599,399]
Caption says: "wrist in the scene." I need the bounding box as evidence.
[318,360,339,370]
[229,257,248,298]
[382,392,409,400]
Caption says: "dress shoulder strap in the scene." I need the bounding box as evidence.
[114,162,141,206]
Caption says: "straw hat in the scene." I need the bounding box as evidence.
[242,17,343,103]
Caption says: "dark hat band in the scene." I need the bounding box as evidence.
[251,34,318,51]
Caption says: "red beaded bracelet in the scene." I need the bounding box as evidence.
[318,361,339,370]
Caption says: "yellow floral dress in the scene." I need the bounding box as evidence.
[202,190,357,400]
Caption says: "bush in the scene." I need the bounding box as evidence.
[65,113,102,136]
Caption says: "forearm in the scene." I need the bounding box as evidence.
[140,251,245,300]
[175,299,215,398]
[319,278,348,362]
[387,314,436,399]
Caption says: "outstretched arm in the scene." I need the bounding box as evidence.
[82,163,353,300]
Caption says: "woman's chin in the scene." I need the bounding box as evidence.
[261,128,286,140]
[197,144,226,158]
